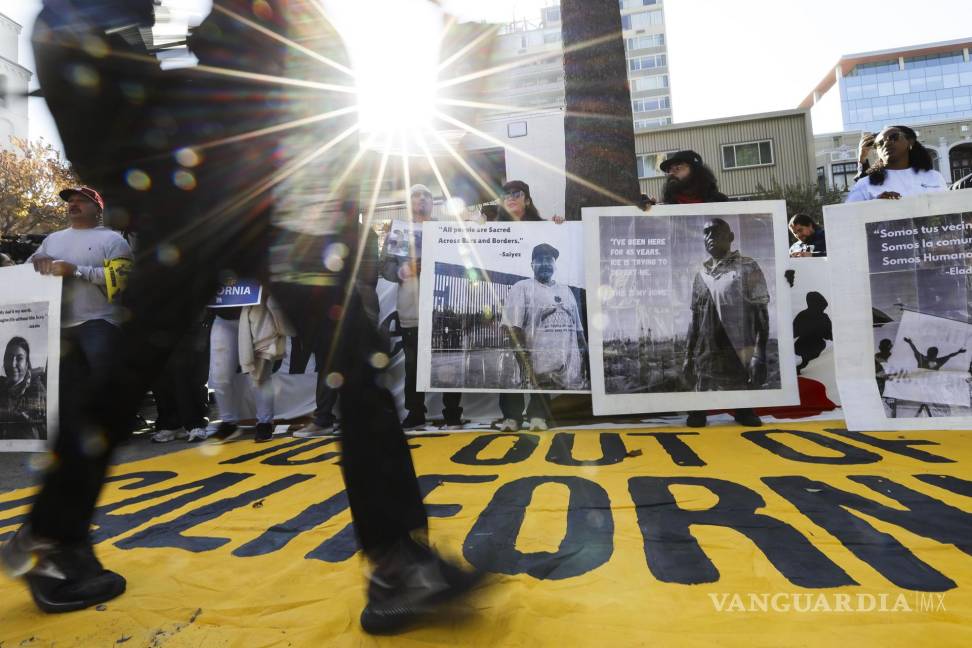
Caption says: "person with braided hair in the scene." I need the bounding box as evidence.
[846,125,948,202]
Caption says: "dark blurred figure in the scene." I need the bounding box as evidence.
[1,0,480,634]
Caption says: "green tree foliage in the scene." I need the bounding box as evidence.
[0,137,79,237]
[753,178,844,223]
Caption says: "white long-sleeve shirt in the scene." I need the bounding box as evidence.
[845,168,948,202]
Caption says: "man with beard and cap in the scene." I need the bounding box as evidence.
[659,150,728,205]
[2,0,482,634]
[500,243,588,430]
[682,218,769,428]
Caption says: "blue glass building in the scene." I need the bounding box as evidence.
[803,39,972,133]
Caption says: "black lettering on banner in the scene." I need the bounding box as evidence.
[116,474,313,552]
[303,474,502,563]
[546,433,629,466]
[827,429,956,464]
[1,471,181,542]
[628,432,706,467]
[235,490,350,559]
[764,475,972,591]
[463,477,614,580]
[915,474,972,497]
[220,438,309,464]
[261,438,341,466]
[627,477,854,588]
[451,433,539,465]
[93,472,253,543]
[742,429,883,464]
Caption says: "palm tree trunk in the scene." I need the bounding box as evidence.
[561,0,640,220]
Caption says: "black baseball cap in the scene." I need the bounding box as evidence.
[659,150,704,173]
[532,243,560,261]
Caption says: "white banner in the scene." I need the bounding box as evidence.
[786,257,841,407]
[584,202,799,416]
[0,265,61,451]
[826,188,972,430]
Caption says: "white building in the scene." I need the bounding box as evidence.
[486,1,672,131]
[0,13,31,150]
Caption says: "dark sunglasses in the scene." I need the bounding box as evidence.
[503,189,525,200]
[875,131,904,147]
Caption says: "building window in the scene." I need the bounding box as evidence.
[637,151,674,178]
[621,10,663,31]
[507,121,528,138]
[632,95,670,113]
[722,140,774,170]
[620,0,658,9]
[817,166,826,193]
[831,162,857,191]
[628,54,667,72]
[542,6,561,24]
[633,117,671,130]
[0,75,6,109]
[626,34,665,51]
[631,74,668,93]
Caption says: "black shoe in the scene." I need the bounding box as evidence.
[360,538,484,635]
[1,525,126,613]
[209,422,241,443]
[733,409,763,427]
[401,412,427,431]
[685,411,707,428]
[254,422,273,443]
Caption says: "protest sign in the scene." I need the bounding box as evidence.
[827,189,972,429]
[584,203,798,415]
[209,278,263,308]
[418,221,589,394]
[0,265,61,451]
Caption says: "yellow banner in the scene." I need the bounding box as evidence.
[1,420,970,646]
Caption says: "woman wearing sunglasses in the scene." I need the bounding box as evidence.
[846,125,948,202]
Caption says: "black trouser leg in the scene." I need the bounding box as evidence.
[499,393,524,422]
[526,394,552,420]
[442,392,462,422]
[400,327,425,418]
[272,282,427,557]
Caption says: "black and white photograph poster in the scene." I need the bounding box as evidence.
[584,202,798,416]
[0,265,61,451]
[417,221,589,394]
[827,189,972,430]
[785,257,841,412]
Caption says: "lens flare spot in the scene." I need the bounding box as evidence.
[68,63,99,89]
[369,352,390,369]
[173,170,197,191]
[592,313,609,331]
[175,147,202,167]
[597,284,616,300]
[81,35,109,58]
[252,0,274,20]
[157,244,181,266]
[325,372,345,389]
[125,169,151,191]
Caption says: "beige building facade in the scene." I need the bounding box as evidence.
[634,109,816,199]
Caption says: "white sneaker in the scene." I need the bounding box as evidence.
[151,427,187,443]
[293,422,337,438]
[186,427,210,443]
[528,417,548,431]
[495,418,519,432]
[440,421,466,431]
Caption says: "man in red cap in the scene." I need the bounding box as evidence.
[28,185,132,438]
